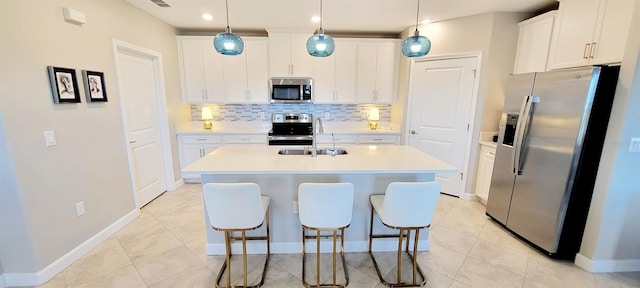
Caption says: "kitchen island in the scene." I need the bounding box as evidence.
[182,145,457,255]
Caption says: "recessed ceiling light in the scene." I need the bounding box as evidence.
[311,15,321,23]
[421,18,432,25]
[202,13,213,21]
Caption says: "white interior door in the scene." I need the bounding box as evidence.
[116,52,167,207]
[408,56,477,197]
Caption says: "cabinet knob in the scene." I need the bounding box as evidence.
[410,130,418,134]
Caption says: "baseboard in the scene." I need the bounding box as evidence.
[4,209,140,287]
[206,239,430,255]
[168,178,185,191]
[460,193,479,201]
[0,273,6,288]
[575,253,640,272]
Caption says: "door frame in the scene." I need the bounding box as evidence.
[112,39,177,207]
[404,52,482,199]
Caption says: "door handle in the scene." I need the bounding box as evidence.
[513,95,529,173]
[410,130,418,134]
[583,43,591,59]
[129,140,136,144]
[590,42,596,58]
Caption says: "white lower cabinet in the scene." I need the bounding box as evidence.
[475,145,496,204]
[316,134,400,145]
[357,135,399,145]
[178,135,223,182]
[223,134,267,145]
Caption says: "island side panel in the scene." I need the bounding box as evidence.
[201,172,436,255]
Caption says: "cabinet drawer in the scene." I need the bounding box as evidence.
[224,135,267,144]
[315,134,357,144]
[180,135,223,144]
[358,135,398,144]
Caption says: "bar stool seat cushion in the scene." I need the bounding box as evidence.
[371,182,440,228]
[299,183,354,229]
[204,183,270,230]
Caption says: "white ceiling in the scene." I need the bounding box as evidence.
[126,0,557,34]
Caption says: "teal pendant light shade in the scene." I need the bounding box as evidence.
[401,0,431,58]
[214,29,244,55]
[307,0,334,57]
[401,31,431,57]
[214,0,243,55]
[307,29,335,57]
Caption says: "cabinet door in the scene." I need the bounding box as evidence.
[312,54,336,103]
[548,0,600,70]
[374,42,397,103]
[355,43,378,103]
[201,40,225,103]
[269,33,293,77]
[334,40,358,103]
[245,39,269,103]
[513,11,556,74]
[590,0,634,65]
[222,49,248,103]
[290,33,314,77]
[475,146,496,202]
[179,39,207,103]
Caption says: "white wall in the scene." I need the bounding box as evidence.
[0,0,187,275]
[578,1,640,271]
[393,12,527,196]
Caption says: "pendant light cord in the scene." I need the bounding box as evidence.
[319,0,324,33]
[225,0,231,32]
[414,0,420,33]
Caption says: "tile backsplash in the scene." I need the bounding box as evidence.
[191,104,391,122]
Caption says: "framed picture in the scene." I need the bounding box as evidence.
[47,66,81,104]
[82,70,108,102]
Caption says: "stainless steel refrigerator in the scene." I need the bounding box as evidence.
[485,66,619,260]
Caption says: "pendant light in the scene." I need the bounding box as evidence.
[306,0,335,57]
[213,0,244,55]
[401,0,431,57]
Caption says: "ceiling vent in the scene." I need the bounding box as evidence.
[150,0,170,7]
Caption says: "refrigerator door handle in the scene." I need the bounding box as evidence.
[512,95,530,173]
[515,97,536,175]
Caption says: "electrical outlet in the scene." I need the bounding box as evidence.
[324,112,330,119]
[293,201,299,214]
[75,201,85,216]
[260,112,265,120]
[629,137,640,153]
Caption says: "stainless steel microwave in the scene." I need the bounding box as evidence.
[269,77,312,103]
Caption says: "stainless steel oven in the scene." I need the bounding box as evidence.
[268,113,313,145]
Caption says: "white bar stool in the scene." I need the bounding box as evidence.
[298,183,354,288]
[368,182,440,287]
[203,183,271,288]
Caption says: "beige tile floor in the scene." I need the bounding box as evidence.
[32,183,639,288]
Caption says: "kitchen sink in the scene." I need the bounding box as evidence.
[277,148,348,156]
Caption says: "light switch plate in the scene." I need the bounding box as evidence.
[44,130,56,147]
[629,137,640,153]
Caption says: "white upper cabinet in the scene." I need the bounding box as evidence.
[312,39,358,103]
[355,40,399,104]
[178,36,269,104]
[547,0,634,70]
[268,32,314,77]
[178,37,225,103]
[513,11,557,74]
[223,37,269,104]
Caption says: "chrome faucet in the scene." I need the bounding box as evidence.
[311,116,324,157]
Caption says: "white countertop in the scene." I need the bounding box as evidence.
[175,121,402,135]
[183,145,457,175]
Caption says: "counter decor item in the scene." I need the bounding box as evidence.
[368,107,379,130]
[201,106,214,129]
[47,66,81,104]
[82,70,107,102]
